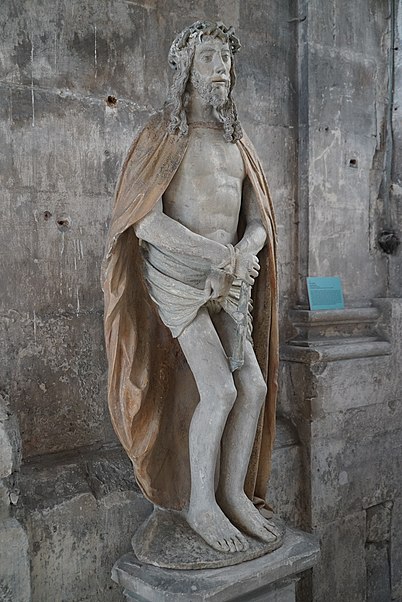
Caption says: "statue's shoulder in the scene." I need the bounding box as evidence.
[237,128,260,161]
[132,109,169,145]
[121,109,171,174]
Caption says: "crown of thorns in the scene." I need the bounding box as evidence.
[168,21,241,70]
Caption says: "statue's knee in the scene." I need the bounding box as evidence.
[213,379,237,414]
[249,377,267,411]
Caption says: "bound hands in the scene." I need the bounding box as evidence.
[235,251,260,286]
[205,244,260,300]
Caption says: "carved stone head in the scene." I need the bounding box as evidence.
[167,21,243,142]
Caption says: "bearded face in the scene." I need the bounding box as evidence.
[189,37,231,109]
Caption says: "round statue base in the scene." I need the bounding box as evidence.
[132,507,285,570]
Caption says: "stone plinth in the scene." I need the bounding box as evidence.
[132,508,285,570]
[112,525,319,601]
[280,303,401,601]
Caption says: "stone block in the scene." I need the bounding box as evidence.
[0,481,10,519]
[312,355,393,415]
[308,46,386,135]
[0,394,21,478]
[307,0,389,59]
[375,299,402,400]
[391,497,402,600]
[17,449,152,602]
[365,543,391,602]
[237,0,298,128]
[366,501,392,543]
[307,130,387,302]
[0,0,166,107]
[0,311,111,458]
[312,512,366,602]
[0,420,16,479]
[0,518,30,602]
[310,401,402,525]
[269,420,305,527]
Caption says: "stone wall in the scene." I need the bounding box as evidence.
[282,1,402,601]
[0,0,401,601]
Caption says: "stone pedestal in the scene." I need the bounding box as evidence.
[111,525,319,601]
[280,304,400,601]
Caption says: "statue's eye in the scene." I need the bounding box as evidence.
[202,54,213,63]
[222,54,230,63]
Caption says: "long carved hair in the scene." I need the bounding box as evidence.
[166,21,243,142]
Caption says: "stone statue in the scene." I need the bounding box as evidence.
[102,21,280,558]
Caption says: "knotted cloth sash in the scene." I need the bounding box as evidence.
[141,241,253,340]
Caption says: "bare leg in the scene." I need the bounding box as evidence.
[178,308,249,553]
[213,312,281,542]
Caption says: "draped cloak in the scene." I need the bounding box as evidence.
[101,110,279,511]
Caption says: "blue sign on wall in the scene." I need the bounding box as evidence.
[307,276,345,310]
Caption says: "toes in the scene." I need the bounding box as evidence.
[216,539,230,552]
[263,530,276,542]
[226,538,237,553]
[263,522,281,539]
[233,536,242,552]
[234,535,245,552]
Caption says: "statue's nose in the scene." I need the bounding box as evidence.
[213,56,226,74]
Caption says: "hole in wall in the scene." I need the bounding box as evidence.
[378,230,400,255]
[56,214,72,232]
[106,95,117,107]
[43,211,52,221]
[349,158,358,168]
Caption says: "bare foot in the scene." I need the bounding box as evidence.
[218,492,281,543]
[186,502,249,553]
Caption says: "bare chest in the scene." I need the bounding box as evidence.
[163,127,245,241]
[177,127,245,180]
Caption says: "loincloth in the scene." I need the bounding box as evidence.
[141,242,253,340]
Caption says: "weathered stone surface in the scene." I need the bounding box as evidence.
[308,132,387,303]
[391,497,402,600]
[0,394,21,478]
[269,418,305,528]
[0,482,10,520]
[365,543,391,602]
[366,501,393,543]
[114,525,319,601]
[0,311,111,458]
[0,419,17,479]
[389,8,402,297]
[312,512,366,602]
[297,0,390,308]
[0,518,30,602]
[312,355,393,415]
[310,400,402,526]
[124,580,297,602]
[15,448,152,602]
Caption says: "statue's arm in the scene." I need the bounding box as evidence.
[133,199,230,266]
[236,177,267,256]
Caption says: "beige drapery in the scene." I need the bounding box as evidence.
[102,110,279,511]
